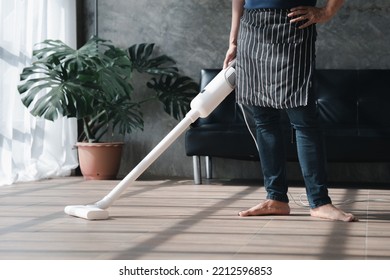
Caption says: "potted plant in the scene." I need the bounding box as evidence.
[18,36,198,179]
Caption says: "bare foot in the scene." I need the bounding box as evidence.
[310,204,358,222]
[238,200,290,217]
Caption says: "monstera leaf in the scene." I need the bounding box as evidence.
[147,74,198,120]
[18,36,199,142]
[18,36,133,122]
[127,43,178,75]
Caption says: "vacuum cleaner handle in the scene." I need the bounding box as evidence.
[190,59,236,118]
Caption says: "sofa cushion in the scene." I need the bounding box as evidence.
[314,70,359,136]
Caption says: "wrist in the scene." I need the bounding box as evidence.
[229,36,238,46]
[323,0,344,19]
[324,6,336,18]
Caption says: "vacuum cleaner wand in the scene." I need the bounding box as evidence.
[65,60,236,220]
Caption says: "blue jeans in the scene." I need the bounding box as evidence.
[250,96,332,208]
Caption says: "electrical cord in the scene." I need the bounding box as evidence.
[238,103,259,151]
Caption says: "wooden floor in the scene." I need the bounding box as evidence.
[1,177,389,260]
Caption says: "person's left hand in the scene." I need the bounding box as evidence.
[288,6,332,29]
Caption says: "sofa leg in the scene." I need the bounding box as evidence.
[205,156,212,179]
[192,156,202,185]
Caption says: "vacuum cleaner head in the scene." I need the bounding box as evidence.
[64,205,109,220]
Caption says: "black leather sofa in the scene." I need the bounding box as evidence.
[185,68,390,184]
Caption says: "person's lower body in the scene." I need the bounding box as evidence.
[238,98,358,221]
[251,95,330,208]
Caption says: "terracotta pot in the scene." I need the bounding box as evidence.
[76,142,124,180]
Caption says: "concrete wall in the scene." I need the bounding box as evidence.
[81,0,390,183]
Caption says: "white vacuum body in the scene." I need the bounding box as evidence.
[190,65,235,117]
[65,60,236,220]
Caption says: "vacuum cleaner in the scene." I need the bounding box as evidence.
[64,60,236,220]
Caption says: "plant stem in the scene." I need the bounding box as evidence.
[83,118,95,143]
[137,96,158,106]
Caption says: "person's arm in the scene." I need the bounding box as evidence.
[223,0,244,68]
[288,0,344,29]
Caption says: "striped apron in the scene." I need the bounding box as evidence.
[236,8,317,109]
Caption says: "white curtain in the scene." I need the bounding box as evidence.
[0,0,78,186]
